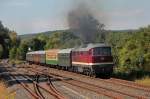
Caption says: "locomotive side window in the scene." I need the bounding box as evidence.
[89,49,92,55]
[93,47,111,56]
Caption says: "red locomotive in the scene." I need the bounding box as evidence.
[72,43,114,76]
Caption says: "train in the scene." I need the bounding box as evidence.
[26,43,114,77]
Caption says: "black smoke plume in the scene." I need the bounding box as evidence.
[68,3,105,43]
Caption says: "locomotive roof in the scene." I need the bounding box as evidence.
[58,48,73,53]
[72,43,110,51]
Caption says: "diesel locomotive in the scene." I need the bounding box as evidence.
[26,43,114,77]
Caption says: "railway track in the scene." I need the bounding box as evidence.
[2,63,150,99]
[0,65,39,99]
[22,74,65,99]
[27,64,150,99]
[54,64,149,93]
[28,67,149,99]
[33,74,45,99]
[29,69,122,99]
[109,78,150,92]
[10,74,40,99]
[2,64,65,99]
[47,76,65,99]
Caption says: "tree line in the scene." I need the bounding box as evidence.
[0,21,81,60]
[106,26,150,77]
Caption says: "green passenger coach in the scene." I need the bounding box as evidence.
[45,49,60,65]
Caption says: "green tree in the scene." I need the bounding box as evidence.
[16,41,29,60]
[45,32,61,49]
[9,31,20,47]
[28,38,44,51]
[0,21,10,58]
[0,44,3,58]
[45,32,81,49]
[109,26,150,73]
[9,47,17,59]
[37,34,49,42]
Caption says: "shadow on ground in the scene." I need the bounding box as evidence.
[0,64,60,87]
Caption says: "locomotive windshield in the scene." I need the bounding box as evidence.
[92,47,111,56]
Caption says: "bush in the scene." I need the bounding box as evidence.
[0,44,3,58]
[0,82,15,98]
[9,47,17,59]
[136,76,150,86]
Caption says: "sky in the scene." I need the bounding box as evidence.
[0,0,150,35]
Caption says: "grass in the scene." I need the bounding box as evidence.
[0,82,6,98]
[9,59,25,65]
[135,76,150,86]
[0,82,16,99]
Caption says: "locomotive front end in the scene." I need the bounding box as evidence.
[91,45,114,76]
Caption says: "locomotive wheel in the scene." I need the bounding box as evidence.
[89,71,95,77]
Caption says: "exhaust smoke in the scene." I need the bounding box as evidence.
[68,3,106,43]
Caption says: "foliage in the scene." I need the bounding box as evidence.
[0,21,21,59]
[0,44,3,58]
[45,32,81,49]
[9,47,17,60]
[107,26,150,75]
[29,38,44,51]
[136,76,150,86]
[37,34,49,42]
[10,31,81,60]
[0,21,10,58]
[9,59,24,65]
[9,31,20,47]
[16,40,29,60]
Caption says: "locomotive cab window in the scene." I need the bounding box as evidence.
[92,47,111,56]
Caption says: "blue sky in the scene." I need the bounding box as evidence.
[0,0,150,35]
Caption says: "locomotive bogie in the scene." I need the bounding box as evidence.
[92,64,113,76]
